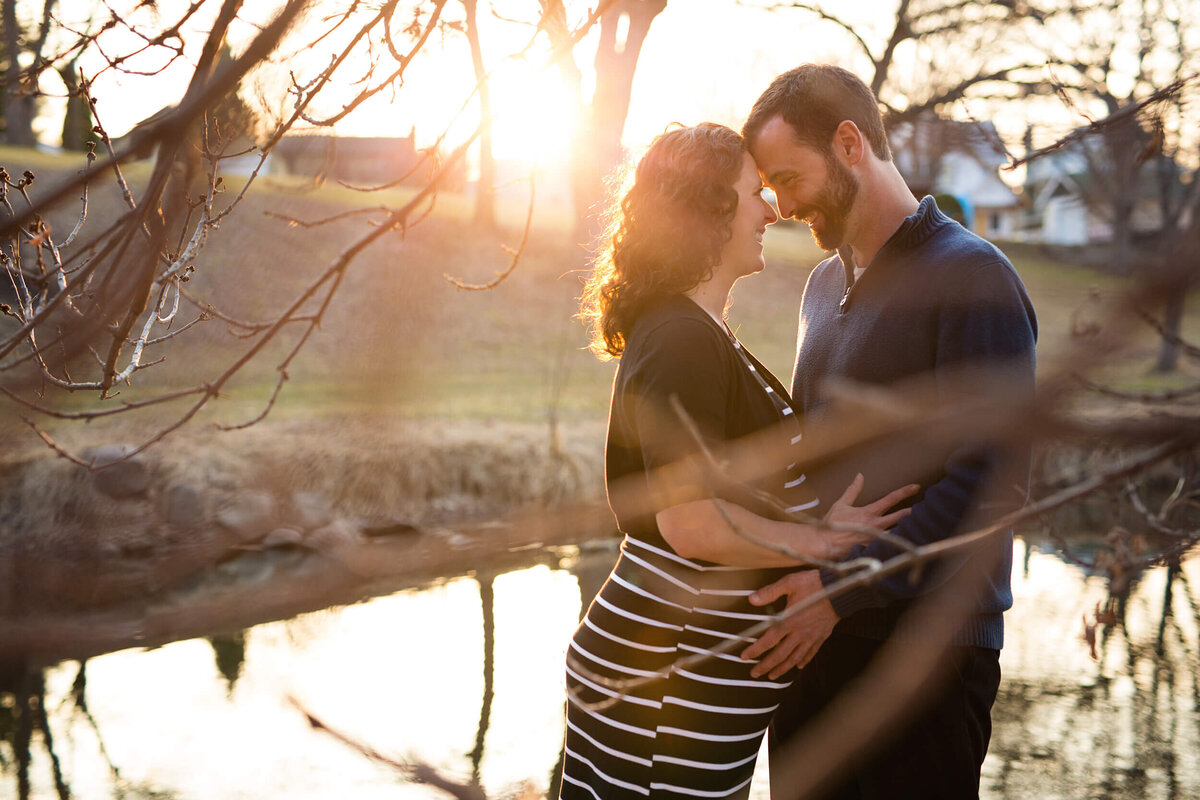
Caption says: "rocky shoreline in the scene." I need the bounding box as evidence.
[0,418,607,661]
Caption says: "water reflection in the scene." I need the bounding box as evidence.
[468,573,496,788]
[985,539,1200,799]
[208,632,247,696]
[0,663,69,800]
[1,539,1197,800]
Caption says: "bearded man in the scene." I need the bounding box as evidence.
[740,64,1038,800]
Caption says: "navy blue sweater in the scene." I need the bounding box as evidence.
[791,196,1037,649]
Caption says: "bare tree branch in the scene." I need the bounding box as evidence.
[444,171,536,291]
[293,700,489,800]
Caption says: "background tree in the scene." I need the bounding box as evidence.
[541,0,667,238]
[1026,0,1199,372]
[462,0,496,230]
[757,0,1079,122]
[55,58,93,151]
[0,0,55,146]
[763,0,1199,373]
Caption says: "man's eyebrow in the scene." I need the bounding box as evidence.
[766,170,795,185]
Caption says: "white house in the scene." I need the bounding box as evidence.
[1016,138,1184,247]
[890,116,1021,240]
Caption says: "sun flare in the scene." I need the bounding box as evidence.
[488,62,577,168]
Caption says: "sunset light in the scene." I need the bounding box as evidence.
[4,2,1200,800]
[487,61,578,167]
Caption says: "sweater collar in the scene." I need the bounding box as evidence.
[876,195,947,260]
[833,196,947,285]
[835,196,945,284]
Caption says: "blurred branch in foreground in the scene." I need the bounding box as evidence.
[0,4,1199,799]
[295,698,491,800]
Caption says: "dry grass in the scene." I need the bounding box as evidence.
[172,416,606,520]
[1,416,605,550]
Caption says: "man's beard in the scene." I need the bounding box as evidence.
[805,154,858,252]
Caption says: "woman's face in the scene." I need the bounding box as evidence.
[718,153,779,279]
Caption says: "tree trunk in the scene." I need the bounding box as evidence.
[1151,208,1199,374]
[1,0,36,147]
[573,0,667,240]
[1147,118,1191,375]
[1110,195,1135,275]
[1152,291,1184,373]
[57,62,93,151]
[468,572,496,785]
[590,1,663,159]
[463,0,495,230]
[1098,117,1146,276]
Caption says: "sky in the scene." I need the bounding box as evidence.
[354,0,895,163]
[32,1,893,164]
[29,0,1172,183]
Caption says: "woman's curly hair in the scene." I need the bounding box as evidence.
[580,123,747,359]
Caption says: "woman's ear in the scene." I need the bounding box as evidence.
[832,120,865,166]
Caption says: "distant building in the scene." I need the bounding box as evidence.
[890,115,1021,240]
[1017,136,1186,248]
[272,132,459,190]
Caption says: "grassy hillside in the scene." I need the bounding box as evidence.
[1,143,1197,457]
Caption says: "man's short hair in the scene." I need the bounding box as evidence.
[743,64,891,161]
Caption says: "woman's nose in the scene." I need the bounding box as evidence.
[762,196,779,224]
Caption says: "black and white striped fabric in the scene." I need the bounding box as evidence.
[561,536,792,800]
[560,325,815,800]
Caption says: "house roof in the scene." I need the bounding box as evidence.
[890,114,1019,211]
[890,115,1009,171]
[1023,136,1187,207]
[273,133,417,160]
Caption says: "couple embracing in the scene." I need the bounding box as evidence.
[558,64,1038,800]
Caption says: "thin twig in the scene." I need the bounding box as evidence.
[291,698,489,800]
[444,171,537,291]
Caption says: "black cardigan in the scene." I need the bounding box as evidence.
[605,294,813,553]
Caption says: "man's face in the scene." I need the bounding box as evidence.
[750,115,859,252]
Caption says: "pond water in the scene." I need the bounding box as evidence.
[3,536,1198,800]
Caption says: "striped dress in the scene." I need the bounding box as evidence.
[560,296,817,800]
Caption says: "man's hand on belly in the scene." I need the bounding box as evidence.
[741,570,838,679]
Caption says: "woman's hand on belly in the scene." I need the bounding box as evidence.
[821,473,919,559]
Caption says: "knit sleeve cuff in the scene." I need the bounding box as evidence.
[818,567,886,619]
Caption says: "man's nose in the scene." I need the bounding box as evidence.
[776,194,796,220]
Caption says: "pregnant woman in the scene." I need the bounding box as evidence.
[558,123,916,800]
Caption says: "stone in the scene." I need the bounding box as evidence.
[262,527,304,548]
[289,491,333,530]
[82,444,151,499]
[214,551,273,584]
[165,484,208,527]
[359,519,419,538]
[215,490,276,542]
[306,519,360,550]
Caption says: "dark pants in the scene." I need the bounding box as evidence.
[768,633,1000,800]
